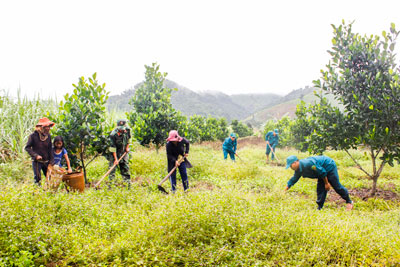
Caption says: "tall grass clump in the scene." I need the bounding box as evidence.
[0,90,56,162]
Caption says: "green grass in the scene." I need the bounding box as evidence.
[0,145,399,266]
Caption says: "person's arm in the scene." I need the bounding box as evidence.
[64,150,72,173]
[286,172,301,190]
[314,165,330,190]
[233,140,237,153]
[48,137,54,165]
[183,138,189,157]
[125,131,130,152]
[25,134,40,160]
[323,177,331,190]
[108,134,118,164]
[112,152,118,165]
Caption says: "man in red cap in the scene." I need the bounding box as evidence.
[25,117,55,185]
[166,130,190,192]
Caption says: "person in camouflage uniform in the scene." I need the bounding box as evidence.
[107,119,131,185]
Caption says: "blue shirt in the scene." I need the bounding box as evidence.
[287,156,336,188]
[265,131,279,145]
[53,148,68,167]
[222,137,237,153]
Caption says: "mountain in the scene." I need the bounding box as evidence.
[106,80,332,126]
[107,80,282,121]
[242,87,341,127]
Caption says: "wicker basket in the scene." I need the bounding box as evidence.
[62,172,85,192]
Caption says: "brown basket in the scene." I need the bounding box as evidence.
[62,172,85,192]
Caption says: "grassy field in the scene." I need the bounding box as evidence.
[0,143,400,266]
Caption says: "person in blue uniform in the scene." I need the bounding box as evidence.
[222,133,237,161]
[285,155,353,210]
[265,129,279,163]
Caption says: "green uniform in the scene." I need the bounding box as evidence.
[107,127,131,182]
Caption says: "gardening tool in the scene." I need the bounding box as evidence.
[157,156,186,194]
[267,143,279,161]
[94,151,128,189]
[235,153,243,161]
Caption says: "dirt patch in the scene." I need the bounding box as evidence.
[132,176,152,186]
[266,161,285,167]
[192,181,217,191]
[237,136,265,148]
[328,188,400,203]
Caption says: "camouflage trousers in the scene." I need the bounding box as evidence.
[106,151,131,182]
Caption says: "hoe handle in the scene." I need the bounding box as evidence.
[94,152,127,188]
[267,143,279,161]
[158,157,186,186]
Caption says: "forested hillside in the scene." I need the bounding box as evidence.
[106,80,315,122]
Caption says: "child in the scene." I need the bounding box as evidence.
[53,136,72,173]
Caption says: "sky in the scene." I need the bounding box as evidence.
[1,0,400,99]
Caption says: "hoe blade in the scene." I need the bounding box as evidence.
[157,185,169,194]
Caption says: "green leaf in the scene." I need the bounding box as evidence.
[369,105,374,110]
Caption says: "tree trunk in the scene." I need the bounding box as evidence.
[80,142,87,184]
[371,176,378,196]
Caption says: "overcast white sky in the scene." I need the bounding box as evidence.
[1,0,399,98]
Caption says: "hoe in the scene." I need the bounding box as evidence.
[157,156,192,194]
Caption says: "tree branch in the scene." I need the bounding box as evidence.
[85,152,102,168]
[344,149,372,178]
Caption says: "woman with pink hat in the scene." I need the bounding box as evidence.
[166,130,190,192]
[25,117,55,185]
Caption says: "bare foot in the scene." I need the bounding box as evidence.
[346,203,353,211]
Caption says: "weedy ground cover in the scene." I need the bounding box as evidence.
[0,145,399,266]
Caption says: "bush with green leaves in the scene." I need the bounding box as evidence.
[231,119,253,138]
[299,22,400,196]
[128,63,186,150]
[50,73,111,182]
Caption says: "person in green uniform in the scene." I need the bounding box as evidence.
[107,119,131,186]
[265,129,279,163]
[222,133,237,161]
[285,155,353,210]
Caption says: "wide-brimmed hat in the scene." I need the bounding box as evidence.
[166,130,182,142]
[36,117,55,127]
[286,155,298,169]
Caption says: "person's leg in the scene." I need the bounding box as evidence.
[169,168,177,193]
[266,145,271,162]
[327,168,352,205]
[223,149,228,160]
[271,144,276,161]
[229,151,235,161]
[316,178,327,210]
[105,154,117,182]
[178,162,189,191]
[119,153,131,186]
[42,163,49,183]
[32,161,41,185]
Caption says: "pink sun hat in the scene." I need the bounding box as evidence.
[166,130,183,142]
